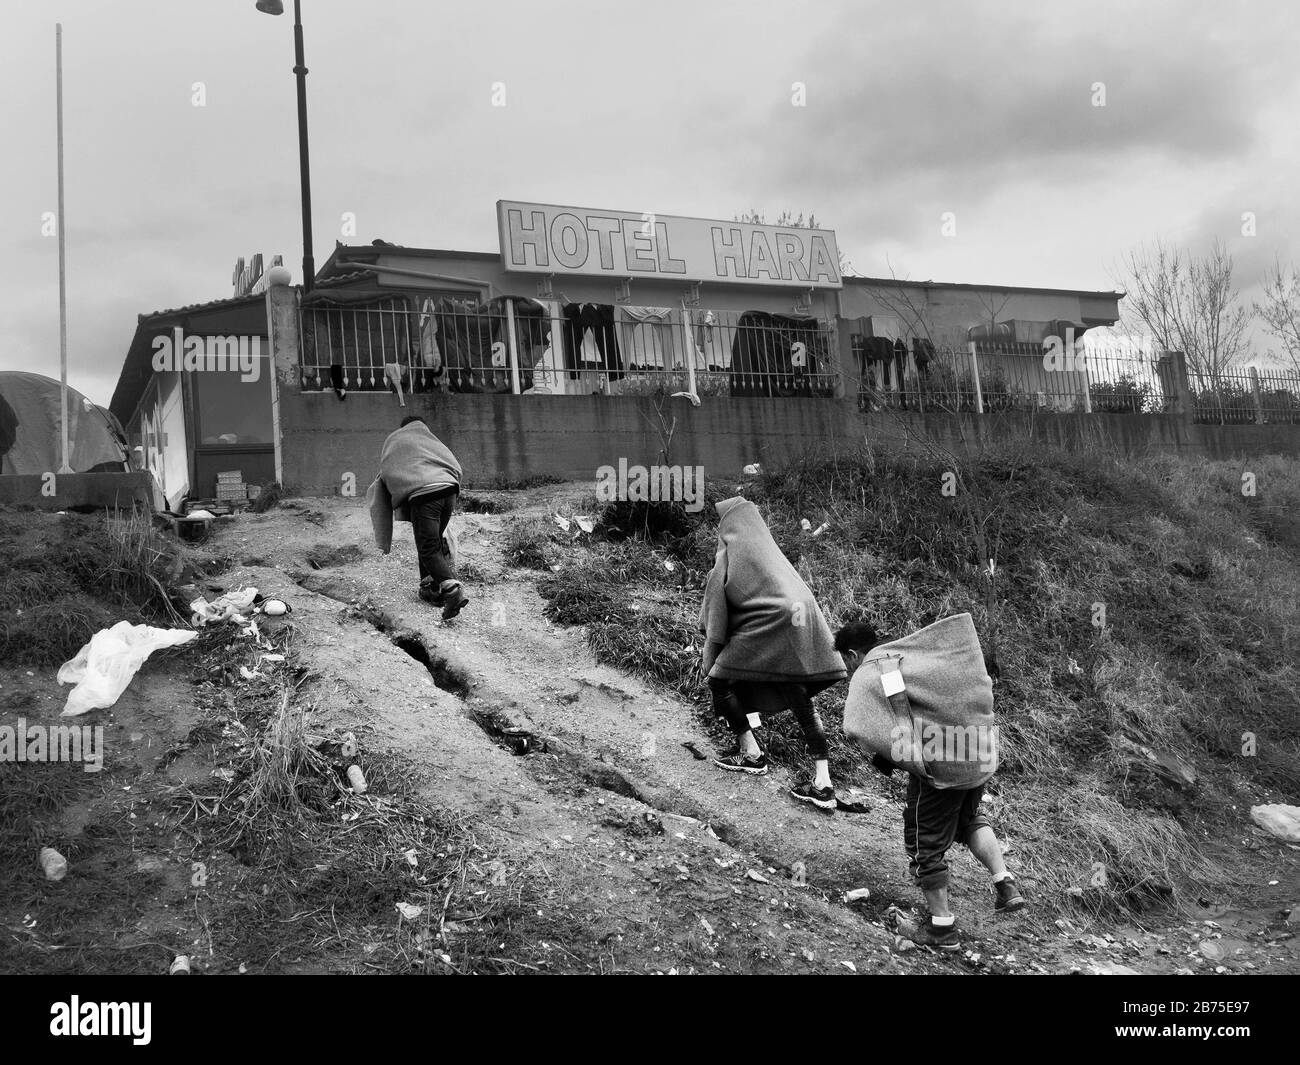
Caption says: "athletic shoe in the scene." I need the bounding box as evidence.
[790,781,837,810]
[440,580,470,620]
[418,577,443,605]
[916,917,961,951]
[995,876,1026,912]
[714,752,769,775]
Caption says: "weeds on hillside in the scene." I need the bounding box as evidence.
[526,444,1300,919]
[0,506,183,665]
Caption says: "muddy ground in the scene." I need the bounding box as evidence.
[1,489,1296,975]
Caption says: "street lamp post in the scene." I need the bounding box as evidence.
[257,0,314,293]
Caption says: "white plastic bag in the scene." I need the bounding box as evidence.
[1250,804,1300,842]
[57,621,199,716]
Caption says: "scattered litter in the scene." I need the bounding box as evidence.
[402,848,419,867]
[58,622,199,716]
[811,522,829,537]
[396,902,424,920]
[238,665,260,681]
[892,935,917,954]
[1250,804,1300,842]
[682,741,707,760]
[840,960,857,972]
[800,518,812,531]
[346,765,368,794]
[742,463,762,476]
[39,847,68,882]
[553,514,571,532]
[254,595,292,616]
[1198,940,1225,961]
[575,516,594,534]
[745,869,770,884]
[169,955,191,975]
[191,587,259,626]
[844,887,871,903]
[341,732,358,757]
[699,917,715,937]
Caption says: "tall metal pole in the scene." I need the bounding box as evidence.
[293,0,314,292]
[56,23,72,473]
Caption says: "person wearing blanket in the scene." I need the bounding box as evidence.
[698,496,847,810]
[836,614,1025,951]
[366,415,469,620]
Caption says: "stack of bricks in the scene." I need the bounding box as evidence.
[215,470,247,510]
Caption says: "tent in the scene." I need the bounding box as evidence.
[0,371,127,476]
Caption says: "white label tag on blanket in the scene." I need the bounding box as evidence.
[880,668,906,698]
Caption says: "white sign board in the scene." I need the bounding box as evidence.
[497,200,842,289]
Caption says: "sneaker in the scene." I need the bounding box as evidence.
[994,876,1026,913]
[916,917,961,952]
[418,577,443,605]
[714,752,769,775]
[440,580,470,620]
[790,781,837,810]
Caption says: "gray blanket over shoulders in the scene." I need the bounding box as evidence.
[366,421,462,554]
[842,612,997,789]
[697,497,845,694]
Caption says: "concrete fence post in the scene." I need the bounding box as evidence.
[968,340,985,414]
[1248,366,1265,424]
[264,267,299,488]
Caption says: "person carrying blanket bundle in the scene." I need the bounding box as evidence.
[698,496,848,810]
[366,415,469,620]
[836,613,1025,951]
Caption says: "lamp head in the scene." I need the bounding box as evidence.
[255,0,285,14]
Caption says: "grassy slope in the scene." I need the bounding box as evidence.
[530,444,1300,919]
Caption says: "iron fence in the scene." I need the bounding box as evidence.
[298,294,841,398]
[1188,366,1300,424]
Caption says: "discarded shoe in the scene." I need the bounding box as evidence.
[790,781,837,810]
[714,752,769,775]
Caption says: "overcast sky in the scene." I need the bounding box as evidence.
[4,0,1298,404]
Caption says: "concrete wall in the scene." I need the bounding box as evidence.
[277,389,1300,494]
[0,472,157,512]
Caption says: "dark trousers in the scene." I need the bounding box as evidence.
[409,488,458,586]
[707,678,830,761]
[903,775,991,891]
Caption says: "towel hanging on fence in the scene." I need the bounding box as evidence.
[383,363,406,406]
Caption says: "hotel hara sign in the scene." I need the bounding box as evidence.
[497,200,842,289]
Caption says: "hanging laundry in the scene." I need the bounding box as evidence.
[383,362,407,406]
[419,297,442,370]
[691,309,737,372]
[616,306,676,371]
[730,313,833,397]
[562,303,623,382]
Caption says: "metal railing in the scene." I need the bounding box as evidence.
[298,294,841,398]
[1188,366,1300,424]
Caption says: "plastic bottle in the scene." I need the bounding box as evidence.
[169,955,191,975]
[347,765,368,794]
[39,847,68,881]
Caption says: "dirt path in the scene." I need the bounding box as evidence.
[182,491,1299,975]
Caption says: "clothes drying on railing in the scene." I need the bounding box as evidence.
[730,312,833,397]
[615,306,677,371]
[562,303,623,382]
[688,309,737,372]
[435,296,511,394]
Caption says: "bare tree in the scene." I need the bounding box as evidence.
[1113,238,1252,378]
[1255,259,1300,376]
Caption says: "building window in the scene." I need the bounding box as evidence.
[193,364,273,446]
